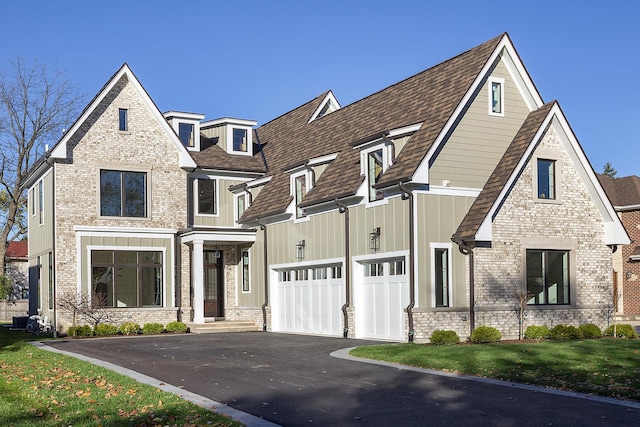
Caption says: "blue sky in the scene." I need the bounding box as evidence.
[2,1,638,176]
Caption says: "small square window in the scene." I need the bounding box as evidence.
[537,159,555,200]
[233,128,247,152]
[179,123,194,147]
[119,109,128,132]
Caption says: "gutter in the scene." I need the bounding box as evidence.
[398,182,415,343]
[334,199,351,339]
[453,238,475,336]
[256,219,269,332]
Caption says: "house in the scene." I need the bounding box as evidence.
[0,241,29,321]
[23,33,629,341]
[598,174,640,317]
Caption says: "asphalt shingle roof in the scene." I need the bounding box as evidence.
[241,34,506,222]
[452,102,556,242]
[597,174,640,207]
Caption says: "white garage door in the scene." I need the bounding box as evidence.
[357,259,408,341]
[272,265,344,336]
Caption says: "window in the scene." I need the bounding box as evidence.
[279,270,293,282]
[526,249,569,305]
[236,193,246,222]
[331,266,342,279]
[197,179,217,215]
[179,122,194,147]
[91,250,163,307]
[296,269,309,281]
[434,248,449,307]
[119,108,128,132]
[31,189,35,216]
[295,175,306,218]
[389,260,405,276]
[36,256,41,310]
[38,180,44,225]
[242,250,250,292]
[488,77,504,116]
[367,148,384,202]
[100,170,147,217]
[364,262,384,277]
[537,159,555,200]
[313,267,327,280]
[233,128,247,152]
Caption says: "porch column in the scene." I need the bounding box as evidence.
[192,239,204,324]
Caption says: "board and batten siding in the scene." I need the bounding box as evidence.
[429,58,531,189]
[193,178,245,228]
[27,169,55,259]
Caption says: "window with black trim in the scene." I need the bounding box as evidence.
[526,249,569,305]
[537,159,556,200]
[91,250,163,308]
[119,108,128,132]
[197,179,217,215]
[100,170,147,217]
[434,248,449,307]
[233,128,247,152]
[179,122,194,147]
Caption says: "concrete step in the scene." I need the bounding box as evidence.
[188,321,258,334]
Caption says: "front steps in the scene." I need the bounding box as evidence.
[188,320,259,334]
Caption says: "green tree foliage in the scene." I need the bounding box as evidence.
[602,162,617,178]
[0,274,12,300]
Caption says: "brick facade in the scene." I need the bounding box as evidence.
[620,209,640,314]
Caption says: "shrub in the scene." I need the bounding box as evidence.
[524,325,550,340]
[604,323,638,338]
[142,323,165,335]
[119,322,141,335]
[470,326,501,343]
[94,324,118,336]
[549,324,580,340]
[166,321,189,333]
[578,323,602,339]
[68,325,93,337]
[430,330,460,345]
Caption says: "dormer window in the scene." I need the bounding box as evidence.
[233,128,248,152]
[367,148,384,202]
[488,76,505,116]
[179,123,195,148]
[295,175,306,218]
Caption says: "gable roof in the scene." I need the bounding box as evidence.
[190,134,266,173]
[453,102,629,246]
[241,34,508,222]
[597,174,640,208]
[50,64,196,169]
[6,241,27,260]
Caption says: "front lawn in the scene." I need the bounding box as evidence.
[0,325,242,426]
[350,339,640,401]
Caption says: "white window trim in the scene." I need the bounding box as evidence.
[532,149,563,204]
[38,179,44,226]
[488,76,505,117]
[194,177,220,218]
[234,192,248,227]
[360,143,391,208]
[226,125,253,156]
[240,248,251,293]
[430,243,453,308]
[290,170,311,223]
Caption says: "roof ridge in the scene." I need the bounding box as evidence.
[258,91,330,129]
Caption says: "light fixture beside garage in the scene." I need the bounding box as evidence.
[369,227,380,253]
[296,240,306,261]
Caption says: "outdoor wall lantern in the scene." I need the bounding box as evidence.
[296,240,306,261]
[213,246,221,259]
[627,270,634,280]
[369,227,381,253]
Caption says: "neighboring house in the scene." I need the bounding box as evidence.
[23,33,629,341]
[598,174,640,317]
[5,241,28,299]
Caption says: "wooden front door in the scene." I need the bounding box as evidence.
[203,250,224,318]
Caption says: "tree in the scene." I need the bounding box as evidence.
[0,58,83,277]
[602,162,617,178]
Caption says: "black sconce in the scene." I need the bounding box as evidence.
[296,240,305,260]
[369,227,380,253]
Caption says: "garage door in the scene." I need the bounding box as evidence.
[356,259,408,341]
[272,265,344,336]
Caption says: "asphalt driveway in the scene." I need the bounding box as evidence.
[43,332,640,426]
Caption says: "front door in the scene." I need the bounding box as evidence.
[203,250,224,318]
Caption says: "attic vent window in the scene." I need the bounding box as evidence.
[233,128,248,152]
[179,123,195,147]
[317,101,331,119]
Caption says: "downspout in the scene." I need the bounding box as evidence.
[334,199,350,338]
[398,182,415,342]
[50,159,57,338]
[454,239,475,336]
[257,219,268,332]
[242,183,253,206]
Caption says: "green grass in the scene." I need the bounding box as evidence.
[350,339,640,401]
[0,325,242,426]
